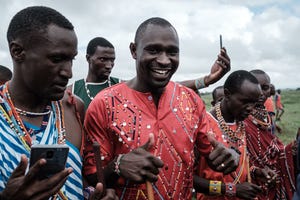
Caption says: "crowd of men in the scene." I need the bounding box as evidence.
[0,5,298,200]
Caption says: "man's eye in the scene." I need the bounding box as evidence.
[168,51,178,56]
[50,56,63,63]
[146,48,158,54]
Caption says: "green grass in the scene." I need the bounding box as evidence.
[276,90,300,144]
[200,89,300,144]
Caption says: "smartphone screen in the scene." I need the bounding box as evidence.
[30,144,69,179]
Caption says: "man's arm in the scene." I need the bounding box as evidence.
[179,47,230,90]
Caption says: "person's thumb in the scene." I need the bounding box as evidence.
[140,133,155,151]
[207,134,219,148]
[89,183,104,200]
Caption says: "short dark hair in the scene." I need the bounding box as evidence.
[134,17,176,44]
[212,86,224,101]
[0,65,12,82]
[7,6,74,45]
[224,70,258,94]
[86,37,114,55]
[250,69,270,82]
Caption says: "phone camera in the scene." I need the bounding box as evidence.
[46,150,54,158]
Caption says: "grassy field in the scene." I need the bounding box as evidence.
[200,89,300,144]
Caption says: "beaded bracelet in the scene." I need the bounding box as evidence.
[209,180,222,196]
[114,154,124,176]
[195,76,207,89]
[83,186,95,200]
[225,183,236,197]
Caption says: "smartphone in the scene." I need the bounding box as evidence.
[30,144,69,179]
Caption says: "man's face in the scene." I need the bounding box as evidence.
[133,24,179,92]
[253,73,271,105]
[87,46,115,81]
[226,80,262,121]
[20,24,77,101]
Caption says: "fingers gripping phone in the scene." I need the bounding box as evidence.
[30,144,69,179]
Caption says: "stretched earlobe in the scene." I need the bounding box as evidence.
[129,43,137,59]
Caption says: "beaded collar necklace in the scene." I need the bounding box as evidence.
[215,102,245,144]
[15,106,51,117]
[1,83,67,200]
[84,78,111,100]
[249,106,271,130]
[0,83,66,151]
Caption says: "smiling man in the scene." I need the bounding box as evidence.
[83,17,239,200]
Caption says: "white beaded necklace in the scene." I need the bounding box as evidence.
[15,107,51,116]
[84,78,111,100]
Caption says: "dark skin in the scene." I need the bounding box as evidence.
[67,46,116,92]
[86,24,239,189]
[194,79,277,200]
[0,24,116,200]
[180,47,231,90]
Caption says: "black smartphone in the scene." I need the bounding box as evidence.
[30,144,69,179]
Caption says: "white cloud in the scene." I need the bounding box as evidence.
[0,0,299,92]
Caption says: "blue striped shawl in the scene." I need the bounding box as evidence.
[0,92,83,199]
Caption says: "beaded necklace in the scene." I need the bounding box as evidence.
[215,102,245,145]
[15,107,51,117]
[0,83,67,199]
[214,102,248,184]
[84,78,111,100]
[2,83,66,150]
[249,107,272,130]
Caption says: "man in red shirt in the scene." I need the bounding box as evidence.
[83,17,239,200]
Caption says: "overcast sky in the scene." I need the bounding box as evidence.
[1,0,299,92]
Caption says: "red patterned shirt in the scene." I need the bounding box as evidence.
[83,81,212,200]
[196,112,248,200]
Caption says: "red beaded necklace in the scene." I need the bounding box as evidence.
[0,82,66,151]
[215,102,245,145]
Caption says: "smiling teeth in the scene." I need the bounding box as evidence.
[153,69,168,75]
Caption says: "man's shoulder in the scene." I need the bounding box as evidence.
[73,79,84,86]
[110,76,121,84]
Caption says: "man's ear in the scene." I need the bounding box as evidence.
[223,88,231,99]
[9,41,25,63]
[86,54,91,64]
[129,42,137,59]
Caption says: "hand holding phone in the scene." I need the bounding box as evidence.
[30,144,69,179]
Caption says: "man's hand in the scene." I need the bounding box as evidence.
[236,182,262,200]
[118,133,164,183]
[205,47,231,86]
[254,167,277,188]
[1,154,72,200]
[207,136,239,174]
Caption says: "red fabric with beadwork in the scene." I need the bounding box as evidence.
[196,113,248,200]
[264,97,275,114]
[83,81,212,200]
[245,117,296,200]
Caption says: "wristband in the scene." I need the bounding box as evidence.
[209,180,222,196]
[83,186,95,200]
[225,183,236,197]
[114,154,124,176]
[195,76,206,89]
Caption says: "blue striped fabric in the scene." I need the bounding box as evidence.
[0,94,83,199]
